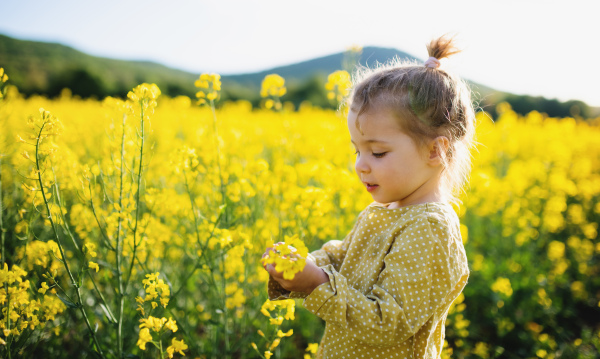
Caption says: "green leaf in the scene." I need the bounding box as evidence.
[57,294,78,309]
[99,303,117,323]
[48,249,64,263]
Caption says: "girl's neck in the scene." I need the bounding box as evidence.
[386,176,447,209]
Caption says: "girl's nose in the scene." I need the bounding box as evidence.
[355,155,370,174]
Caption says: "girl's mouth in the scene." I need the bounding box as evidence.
[365,183,378,192]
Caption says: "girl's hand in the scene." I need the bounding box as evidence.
[262,244,330,294]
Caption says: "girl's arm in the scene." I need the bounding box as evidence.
[301,214,469,347]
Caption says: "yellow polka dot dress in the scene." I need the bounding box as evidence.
[268,202,469,358]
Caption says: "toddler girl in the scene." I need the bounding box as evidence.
[263,36,474,358]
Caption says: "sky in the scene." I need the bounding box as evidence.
[2,0,599,106]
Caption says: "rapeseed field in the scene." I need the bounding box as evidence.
[1,70,599,358]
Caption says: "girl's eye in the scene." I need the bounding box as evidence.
[353,150,359,156]
[372,152,387,158]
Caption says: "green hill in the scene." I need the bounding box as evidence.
[0,34,198,98]
[0,33,596,117]
[0,34,490,100]
[220,46,438,107]
[222,46,419,87]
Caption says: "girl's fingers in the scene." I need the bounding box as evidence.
[262,247,275,270]
[266,263,284,280]
[261,242,286,272]
[262,246,277,257]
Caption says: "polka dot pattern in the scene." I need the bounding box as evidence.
[268,202,469,358]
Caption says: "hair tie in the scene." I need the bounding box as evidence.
[424,57,441,69]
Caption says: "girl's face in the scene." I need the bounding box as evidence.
[347,107,443,208]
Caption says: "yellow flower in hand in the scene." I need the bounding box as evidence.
[261,234,308,280]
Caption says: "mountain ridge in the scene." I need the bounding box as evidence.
[0,33,494,97]
[0,33,596,118]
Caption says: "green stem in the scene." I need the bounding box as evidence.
[210,100,226,212]
[0,97,8,358]
[115,113,126,358]
[49,175,117,323]
[220,249,229,359]
[0,153,5,267]
[210,98,229,359]
[90,273,117,323]
[88,183,116,251]
[124,102,145,294]
[169,174,223,301]
[169,239,217,303]
[35,123,105,358]
[52,281,77,304]
[6,295,11,359]
[51,167,79,251]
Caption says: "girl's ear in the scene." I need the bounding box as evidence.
[428,136,450,166]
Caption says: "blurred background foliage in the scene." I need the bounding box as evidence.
[0,33,597,119]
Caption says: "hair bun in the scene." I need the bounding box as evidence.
[426,35,461,61]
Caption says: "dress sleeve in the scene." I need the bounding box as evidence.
[301,213,469,347]
[267,210,365,301]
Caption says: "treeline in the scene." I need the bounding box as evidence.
[8,65,596,119]
[488,94,592,119]
[5,64,338,110]
[37,66,196,100]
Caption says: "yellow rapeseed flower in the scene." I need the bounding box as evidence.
[473,342,490,357]
[269,338,280,351]
[165,317,178,332]
[261,234,308,280]
[38,282,49,294]
[491,277,513,297]
[325,70,351,103]
[277,329,293,337]
[83,243,97,258]
[139,316,167,332]
[88,261,99,272]
[306,343,319,354]
[141,272,170,307]
[260,74,286,98]
[547,241,565,261]
[136,327,153,350]
[127,83,161,102]
[166,338,188,358]
[269,316,284,326]
[195,73,221,105]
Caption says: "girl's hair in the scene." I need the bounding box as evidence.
[348,35,476,203]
